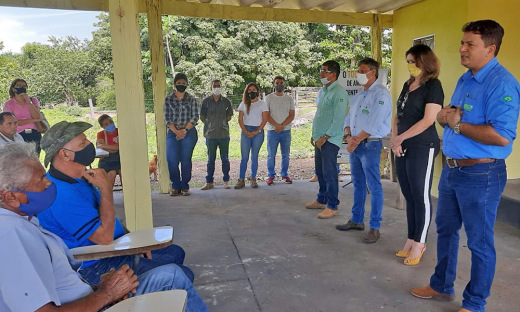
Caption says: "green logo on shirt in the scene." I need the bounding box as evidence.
[463,103,473,112]
[362,109,369,115]
[504,96,512,102]
[379,100,384,105]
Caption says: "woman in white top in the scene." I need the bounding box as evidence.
[235,82,269,189]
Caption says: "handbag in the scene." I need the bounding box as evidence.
[37,111,50,133]
[28,97,49,133]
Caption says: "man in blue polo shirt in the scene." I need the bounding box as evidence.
[38,121,208,312]
[411,20,520,312]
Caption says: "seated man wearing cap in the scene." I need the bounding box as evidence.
[36,122,208,312]
[0,142,178,311]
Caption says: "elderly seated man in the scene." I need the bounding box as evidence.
[37,121,196,282]
[0,142,207,311]
[0,112,24,146]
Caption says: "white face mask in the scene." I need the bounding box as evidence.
[212,87,222,95]
[356,72,369,85]
[320,77,330,85]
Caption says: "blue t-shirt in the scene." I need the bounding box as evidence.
[38,168,126,268]
[443,57,520,159]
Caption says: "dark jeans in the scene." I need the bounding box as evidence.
[205,137,230,183]
[166,128,198,190]
[314,141,340,210]
[430,160,506,312]
[19,129,41,156]
[80,244,193,285]
[81,245,207,312]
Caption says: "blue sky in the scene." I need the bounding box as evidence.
[0,7,100,53]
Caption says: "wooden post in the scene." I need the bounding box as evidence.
[371,13,382,65]
[109,0,153,230]
[88,99,95,124]
[146,0,170,193]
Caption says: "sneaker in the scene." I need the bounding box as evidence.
[364,229,380,243]
[234,178,245,189]
[223,181,230,189]
[305,201,327,209]
[309,174,318,182]
[201,183,214,190]
[266,177,274,185]
[250,177,258,188]
[282,176,292,184]
[180,189,190,196]
[335,220,365,231]
[169,189,181,196]
[317,208,339,219]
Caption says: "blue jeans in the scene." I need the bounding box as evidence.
[430,160,506,312]
[133,265,209,312]
[349,140,384,229]
[267,130,291,178]
[315,141,340,210]
[240,125,264,179]
[205,138,230,183]
[166,128,198,190]
[80,244,194,285]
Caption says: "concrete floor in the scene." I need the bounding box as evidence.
[113,179,520,312]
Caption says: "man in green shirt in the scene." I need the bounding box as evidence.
[306,60,349,219]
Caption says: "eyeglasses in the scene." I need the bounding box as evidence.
[14,84,27,88]
[319,69,332,74]
[396,91,410,118]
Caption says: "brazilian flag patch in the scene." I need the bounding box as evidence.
[463,103,473,112]
[504,96,512,102]
[379,100,384,105]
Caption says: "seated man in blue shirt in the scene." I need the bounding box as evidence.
[37,122,208,311]
[0,142,207,311]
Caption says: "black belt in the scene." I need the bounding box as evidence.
[362,138,382,143]
[446,157,496,168]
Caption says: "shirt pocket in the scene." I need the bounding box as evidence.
[461,98,486,125]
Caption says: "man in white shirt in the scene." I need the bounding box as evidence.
[265,76,295,185]
[0,112,24,146]
[336,58,392,243]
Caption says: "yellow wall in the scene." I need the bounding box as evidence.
[392,0,520,195]
[466,0,520,177]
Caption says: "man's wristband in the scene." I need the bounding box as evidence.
[343,134,351,139]
[321,134,330,140]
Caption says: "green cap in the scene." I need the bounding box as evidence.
[41,121,92,167]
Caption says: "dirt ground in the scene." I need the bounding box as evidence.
[146,157,351,189]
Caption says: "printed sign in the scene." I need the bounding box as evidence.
[337,69,389,97]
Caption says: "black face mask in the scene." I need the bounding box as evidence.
[274,85,285,93]
[15,87,27,94]
[72,143,96,166]
[175,85,187,92]
[248,92,258,100]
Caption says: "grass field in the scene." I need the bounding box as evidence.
[41,105,316,163]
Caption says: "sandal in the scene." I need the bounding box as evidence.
[404,246,426,266]
[395,250,411,258]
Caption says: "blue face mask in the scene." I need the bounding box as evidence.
[17,182,57,216]
[105,124,116,133]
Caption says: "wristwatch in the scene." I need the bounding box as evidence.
[453,121,461,134]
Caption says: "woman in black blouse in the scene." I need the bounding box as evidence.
[390,44,444,266]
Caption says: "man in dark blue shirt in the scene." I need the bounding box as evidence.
[411,20,520,312]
